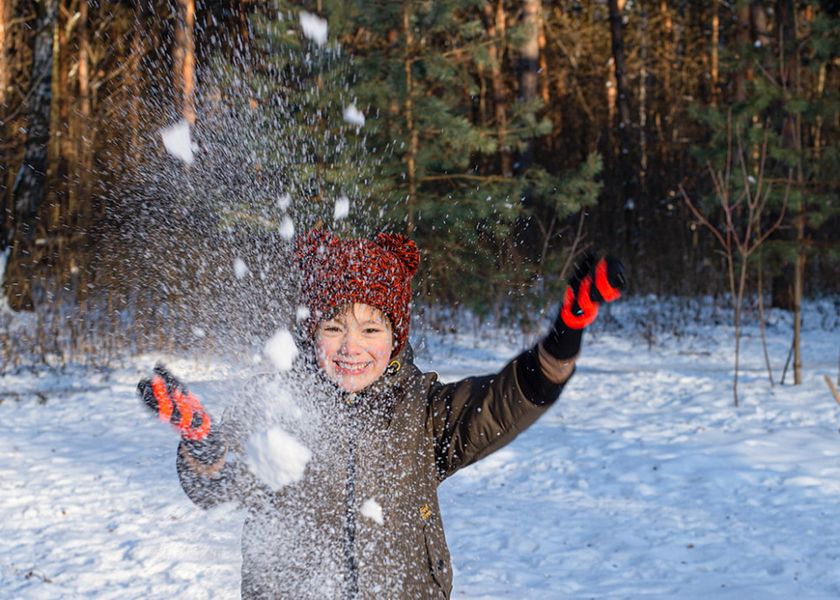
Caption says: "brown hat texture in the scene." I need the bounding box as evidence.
[295,230,420,357]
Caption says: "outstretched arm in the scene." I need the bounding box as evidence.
[428,253,625,480]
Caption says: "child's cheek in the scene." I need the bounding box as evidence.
[373,342,391,360]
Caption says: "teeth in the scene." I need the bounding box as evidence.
[336,361,368,371]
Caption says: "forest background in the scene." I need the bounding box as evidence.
[0,0,838,371]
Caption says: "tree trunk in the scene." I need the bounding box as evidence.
[3,0,58,311]
[608,0,631,134]
[659,0,673,94]
[483,0,511,177]
[0,0,9,113]
[608,0,636,246]
[639,6,648,182]
[173,0,196,124]
[0,0,13,248]
[402,0,417,235]
[793,213,804,384]
[128,1,148,166]
[710,0,719,104]
[733,2,751,103]
[49,0,64,233]
[517,0,541,173]
[778,0,803,385]
[756,250,775,385]
[537,7,549,106]
[77,0,91,210]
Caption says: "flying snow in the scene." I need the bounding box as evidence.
[279,216,295,240]
[361,498,384,525]
[343,104,365,127]
[264,329,299,371]
[245,427,312,490]
[333,196,350,220]
[296,306,311,321]
[233,257,249,280]
[160,119,195,165]
[300,12,328,46]
[277,193,291,210]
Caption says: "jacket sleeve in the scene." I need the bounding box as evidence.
[176,404,271,510]
[176,439,257,509]
[426,346,571,481]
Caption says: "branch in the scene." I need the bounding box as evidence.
[751,172,791,250]
[679,183,729,251]
[824,375,840,406]
[558,208,588,281]
[709,161,736,252]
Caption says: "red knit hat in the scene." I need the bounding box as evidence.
[295,230,420,357]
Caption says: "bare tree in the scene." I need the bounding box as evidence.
[680,115,789,406]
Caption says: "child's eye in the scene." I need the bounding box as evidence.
[322,324,343,333]
[363,327,383,334]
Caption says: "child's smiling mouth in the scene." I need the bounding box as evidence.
[334,360,372,376]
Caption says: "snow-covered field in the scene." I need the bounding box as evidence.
[2,300,838,599]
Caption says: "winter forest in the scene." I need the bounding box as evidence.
[2,0,840,598]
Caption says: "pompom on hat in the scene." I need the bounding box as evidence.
[295,230,420,357]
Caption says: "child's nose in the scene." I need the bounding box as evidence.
[340,334,363,354]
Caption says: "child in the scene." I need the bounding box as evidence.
[139,230,624,599]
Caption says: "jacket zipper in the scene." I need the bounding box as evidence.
[342,401,359,599]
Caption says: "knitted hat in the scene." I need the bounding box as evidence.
[295,230,420,357]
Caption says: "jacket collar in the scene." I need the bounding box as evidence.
[318,344,419,427]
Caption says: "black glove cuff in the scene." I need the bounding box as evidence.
[542,322,583,361]
[182,428,227,465]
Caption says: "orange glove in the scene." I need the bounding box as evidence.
[543,253,625,360]
[138,364,212,441]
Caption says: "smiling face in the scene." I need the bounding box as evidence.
[314,303,394,393]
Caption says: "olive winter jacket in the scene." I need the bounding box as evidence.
[176,345,568,599]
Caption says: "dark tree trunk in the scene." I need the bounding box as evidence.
[608,0,637,249]
[3,0,58,311]
[483,0,511,177]
[517,0,541,174]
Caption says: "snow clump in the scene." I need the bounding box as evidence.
[245,427,312,490]
[160,119,195,165]
[296,306,311,322]
[361,498,383,525]
[233,257,249,279]
[279,216,295,240]
[343,104,365,127]
[334,196,350,220]
[264,329,299,371]
[300,12,328,46]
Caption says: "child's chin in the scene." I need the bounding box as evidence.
[335,374,370,393]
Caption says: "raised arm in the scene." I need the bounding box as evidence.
[428,253,625,480]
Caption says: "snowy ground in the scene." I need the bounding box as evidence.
[1,300,839,599]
